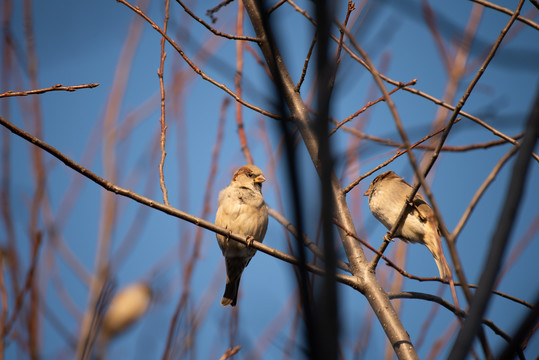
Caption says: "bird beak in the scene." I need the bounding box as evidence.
[255,175,266,183]
[363,188,371,196]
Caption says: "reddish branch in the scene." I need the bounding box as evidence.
[1,233,42,338]
[329,0,356,89]
[295,33,316,92]
[234,0,254,164]
[333,218,532,309]
[206,0,235,23]
[177,0,260,42]
[158,0,170,206]
[0,116,360,290]
[0,83,99,98]
[471,0,539,30]
[283,0,539,164]
[218,345,241,360]
[329,79,417,136]
[116,0,280,120]
[342,119,461,194]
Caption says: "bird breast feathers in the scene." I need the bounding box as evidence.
[216,187,268,241]
[369,190,428,243]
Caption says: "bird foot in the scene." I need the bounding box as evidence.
[246,235,255,247]
[384,233,394,242]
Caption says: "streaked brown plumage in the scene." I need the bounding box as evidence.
[364,171,450,279]
[215,165,268,306]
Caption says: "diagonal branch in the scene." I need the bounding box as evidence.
[471,0,539,31]
[449,77,539,359]
[242,1,419,359]
[177,0,261,42]
[0,115,360,291]
[388,291,519,350]
[116,0,280,120]
[0,83,99,98]
[268,207,351,273]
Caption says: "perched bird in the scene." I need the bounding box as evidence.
[215,164,269,306]
[364,171,451,279]
[101,282,152,339]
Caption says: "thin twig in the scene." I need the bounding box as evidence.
[449,2,536,354]
[0,116,362,292]
[267,0,285,14]
[388,292,517,348]
[245,42,273,80]
[234,0,254,164]
[328,23,539,164]
[295,31,317,92]
[337,23,439,275]
[219,345,242,360]
[268,207,351,273]
[343,119,460,194]
[206,0,234,23]
[441,0,529,315]
[0,252,7,354]
[283,0,539,163]
[333,219,531,308]
[0,83,99,98]
[338,122,521,152]
[471,0,539,31]
[329,79,417,136]
[451,146,518,240]
[177,0,260,42]
[496,210,539,287]
[116,0,281,120]
[328,0,355,90]
[158,0,170,206]
[421,0,452,73]
[79,280,115,360]
[2,233,42,337]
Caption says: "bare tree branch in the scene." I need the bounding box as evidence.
[158,0,170,206]
[0,115,361,291]
[471,0,539,31]
[388,291,521,355]
[0,83,99,98]
[242,1,419,358]
[117,0,281,120]
[449,77,539,358]
[177,0,260,42]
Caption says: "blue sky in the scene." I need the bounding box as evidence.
[2,0,539,358]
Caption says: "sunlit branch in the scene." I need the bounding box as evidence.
[0,83,99,98]
[388,291,518,350]
[451,146,518,240]
[177,0,261,42]
[471,0,539,30]
[0,116,361,292]
[116,0,281,120]
[268,207,351,273]
[157,0,170,206]
[295,31,317,92]
[329,79,417,136]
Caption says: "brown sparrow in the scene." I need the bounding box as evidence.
[101,282,152,339]
[215,164,268,306]
[364,171,451,279]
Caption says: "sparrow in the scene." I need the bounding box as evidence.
[215,164,269,306]
[101,282,152,339]
[364,171,451,279]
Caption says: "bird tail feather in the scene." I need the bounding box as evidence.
[221,277,240,307]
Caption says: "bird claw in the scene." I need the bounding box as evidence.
[384,232,394,242]
[246,235,255,247]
